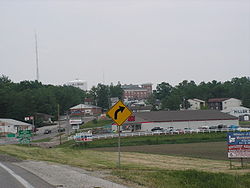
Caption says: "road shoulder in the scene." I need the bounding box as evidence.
[15,160,130,188]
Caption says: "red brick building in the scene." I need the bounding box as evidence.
[122,83,152,100]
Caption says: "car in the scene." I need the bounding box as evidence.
[44,129,51,134]
[58,127,65,132]
[173,129,184,134]
[183,128,194,133]
[151,127,163,132]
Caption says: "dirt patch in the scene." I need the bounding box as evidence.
[92,142,229,160]
[91,141,250,174]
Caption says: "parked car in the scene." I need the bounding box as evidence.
[151,127,163,132]
[183,128,194,133]
[44,129,52,134]
[197,126,209,133]
[173,129,184,134]
[58,127,65,132]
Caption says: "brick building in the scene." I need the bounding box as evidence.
[122,83,152,100]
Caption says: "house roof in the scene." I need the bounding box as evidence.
[188,98,205,103]
[130,105,152,111]
[0,119,32,126]
[130,110,237,123]
[208,98,230,103]
[70,104,101,110]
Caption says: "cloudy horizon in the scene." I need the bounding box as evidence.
[1,0,249,89]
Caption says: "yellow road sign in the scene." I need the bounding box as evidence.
[107,100,132,126]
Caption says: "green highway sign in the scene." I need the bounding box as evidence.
[18,130,32,144]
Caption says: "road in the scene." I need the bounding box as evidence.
[0,116,95,145]
[33,116,95,141]
[0,155,54,188]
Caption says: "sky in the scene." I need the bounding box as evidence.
[0,0,249,89]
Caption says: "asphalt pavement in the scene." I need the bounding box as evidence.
[0,155,55,188]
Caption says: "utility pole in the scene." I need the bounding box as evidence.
[34,31,39,81]
[58,104,62,145]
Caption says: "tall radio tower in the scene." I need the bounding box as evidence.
[35,31,39,81]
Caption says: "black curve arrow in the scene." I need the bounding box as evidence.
[114,106,125,120]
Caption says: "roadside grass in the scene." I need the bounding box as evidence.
[112,169,250,188]
[1,144,250,188]
[32,137,53,143]
[58,132,227,149]
[80,119,112,129]
[239,121,250,127]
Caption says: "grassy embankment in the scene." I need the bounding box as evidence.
[239,121,250,127]
[60,132,227,149]
[80,119,112,129]
[32,137,53,143]
[1,132,250,188]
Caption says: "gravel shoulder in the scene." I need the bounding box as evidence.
[14,160,130,188]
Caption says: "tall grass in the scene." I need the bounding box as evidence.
[112,169,250,188]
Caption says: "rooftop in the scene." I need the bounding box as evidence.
[130,110,237,123]
[0,119,32,126]
[70,104,101,110]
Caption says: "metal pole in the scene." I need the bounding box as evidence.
[241,158,243,168]
[229,158,232,169]
[67,112,70,135]
[58,104,62,145]
[118,125,121,168]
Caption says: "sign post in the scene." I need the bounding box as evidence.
[227,132,250,168]
[107,100,132,168]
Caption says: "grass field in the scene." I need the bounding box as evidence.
[32,137,53,143]
[80,119,112,129]
[1,132,250,188]
[92,141,228,160]
[60,132,228,149]
[0,144,250,188]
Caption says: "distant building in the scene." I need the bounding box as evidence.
[208,98,242,111]
[112,110,238,132]
[69,104,102,117]
[187,99,205,110]
[66,79,87,91]
[0,119,33,135]
[122,83,152,100]
[130,105,152,112]
[221,106,250,118]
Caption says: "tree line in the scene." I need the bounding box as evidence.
[1,75,249,123]
[149,77,250,110]
[0,75,123,124]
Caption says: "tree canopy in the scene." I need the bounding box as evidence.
[0,75,86,122]
[152,77,250,110]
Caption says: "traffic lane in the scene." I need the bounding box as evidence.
[0,163,25,188]
[2,162,55,188]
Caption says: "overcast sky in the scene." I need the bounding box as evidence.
[0,0,249,89]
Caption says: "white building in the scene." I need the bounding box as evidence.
[187,99,205,110]
[221,106,250,118]
[112,110,239,132]
[0,119,33,134]
[208,98,242,110]
[66,79,87,91]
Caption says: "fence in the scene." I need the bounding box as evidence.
[91,128,245,140]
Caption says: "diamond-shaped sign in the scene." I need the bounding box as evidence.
[107,100,132,126]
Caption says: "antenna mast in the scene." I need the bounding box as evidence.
[35,31,39,81]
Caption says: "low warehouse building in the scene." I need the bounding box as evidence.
[0,119,33,135]
[69,104,102,117]
[113,110,239,132]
